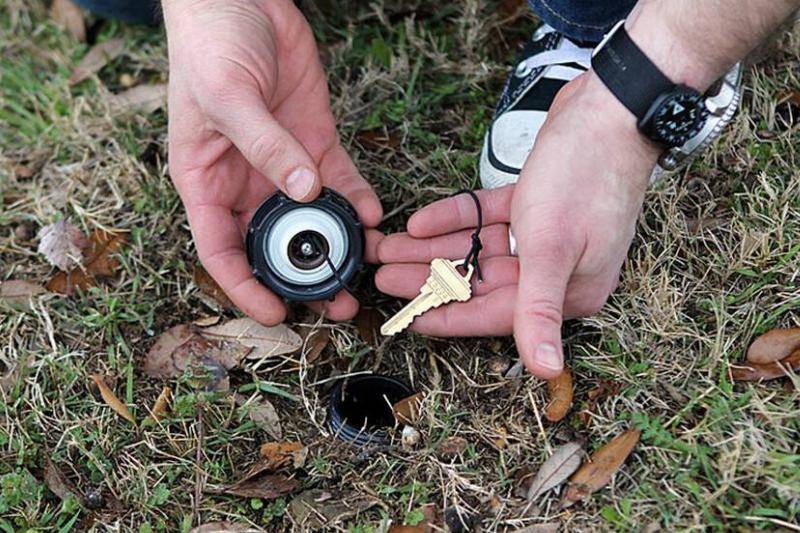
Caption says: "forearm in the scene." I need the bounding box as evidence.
[626,0,798,90]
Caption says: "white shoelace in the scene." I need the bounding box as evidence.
[516,25,593,74]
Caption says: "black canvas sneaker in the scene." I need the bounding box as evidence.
[480,25,594,189]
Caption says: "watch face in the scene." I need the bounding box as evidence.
[652,92,705,146]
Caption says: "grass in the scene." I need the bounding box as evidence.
[1,0,799,531]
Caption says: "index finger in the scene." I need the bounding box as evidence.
[187,203,287,325]
[407,185,515,238]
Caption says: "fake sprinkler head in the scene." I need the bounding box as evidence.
[246,188,364,302]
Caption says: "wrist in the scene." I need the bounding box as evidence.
[625,1,732,91]
[580,71,662,162]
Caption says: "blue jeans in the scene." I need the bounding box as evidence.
[75,0,635,38]
[528,0,636,43]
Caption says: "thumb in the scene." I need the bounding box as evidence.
[214,91,322,202]
[513,235,575,379]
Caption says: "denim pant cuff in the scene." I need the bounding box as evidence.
[527,0,636,44]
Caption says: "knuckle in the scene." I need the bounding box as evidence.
[520,299,563,327]
[246,132,284,173]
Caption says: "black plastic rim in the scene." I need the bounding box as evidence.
[245,188,364,302]
[329,374,413,447]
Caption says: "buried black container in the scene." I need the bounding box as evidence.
[329,374,413,446]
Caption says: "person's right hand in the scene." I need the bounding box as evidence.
[163,0,382,325]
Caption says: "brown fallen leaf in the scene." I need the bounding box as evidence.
[108,83,167,114]
[0,279,45,309]
[356,129,401,150]
[545,368,573,422]
[562,428,641,507]
[527,441,583,501]
[149,386,171,421]
[393,392,423,425]
[389,527,425,533]
[298,324,330,363]
[289,489,378,529]
[46,229,127,295]
[201,318,302,360]
[259,441,303,470]
[13,164,34,179]
[193,263,234,310]
[69,38,125,85]
[37,219,88,271]
[144,325,250,390]
[44,457,82,503]
[90,374,136,424]
[437,436,468,458]
[189,523,261,533]
[213,474,299,499]
[746,327,800,364]
[50,0,86,42]
[355,306,382,345]
[234,393,282,440]
[731,350,800,381]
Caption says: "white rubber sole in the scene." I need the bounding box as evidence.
[478,134,521,190]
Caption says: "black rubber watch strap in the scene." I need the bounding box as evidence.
[592,24,675,120]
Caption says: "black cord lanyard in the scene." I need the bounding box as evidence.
[317,189,485,300]
[453,189,484,282]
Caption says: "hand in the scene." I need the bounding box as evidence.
[163,0,382,324]
[376,72,660,378]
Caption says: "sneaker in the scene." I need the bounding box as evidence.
[480,25,594,189]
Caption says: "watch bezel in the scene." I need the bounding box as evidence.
[638,86,706,147]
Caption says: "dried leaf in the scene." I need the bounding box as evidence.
[190,523,261,533]
[562,429,641,507]
[13,164,34,179]
[50,0,86,42]
[194,315,221,327]
[201,318,302,360]
[389,527,425,533]
[193,263,234,310]
[505,360,525,378]
[69,38,125,85]
[527,442,583,501]
[289,489,378,529]
[355,307,382,345]
[731,350,800,381]
[44,457,81,502]
[259,441,303,469]
[0,279,45,309]
[545,368,573,422]
[109,83,167,114]
[437,436,468,458]
[144,325,250,390]
[356,129,401,150]
[234,394,282,439]
[149,386,171,421]
[46,229,126,295]
[747,327,800,364]
[216,474,298,499]
[393,392,423,425]
[299,325,330,363]
[37,219,88,271]
[90,374,136,424]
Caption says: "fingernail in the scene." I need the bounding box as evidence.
[535,342,562,371]
[286,167,316,200]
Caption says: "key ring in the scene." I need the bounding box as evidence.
[452,190,485,282]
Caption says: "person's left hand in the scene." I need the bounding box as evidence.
[376,71,660,378]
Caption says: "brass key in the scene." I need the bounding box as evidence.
[381,258,474,336]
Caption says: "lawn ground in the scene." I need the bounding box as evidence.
[1,1,799,531]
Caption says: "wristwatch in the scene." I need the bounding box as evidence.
[592,20,743,172]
